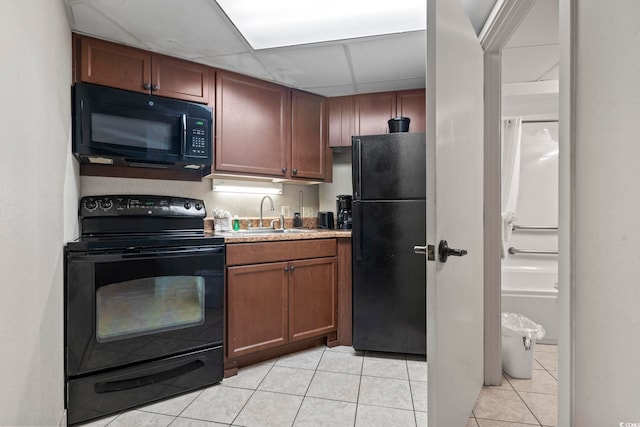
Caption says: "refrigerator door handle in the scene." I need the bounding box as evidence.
[354,138,362,198]
[414,244,435,261]
[353,202,362,261]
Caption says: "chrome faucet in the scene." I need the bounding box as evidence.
[259,195,275,227]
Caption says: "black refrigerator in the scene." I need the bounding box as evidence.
[352,132,426,355]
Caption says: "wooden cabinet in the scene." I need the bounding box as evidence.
[215,70,329,181]
[75,35,209,103]
[215,70,291,177]
[291,91,327,180]
[328,89,426,147]
[225,240,338,362]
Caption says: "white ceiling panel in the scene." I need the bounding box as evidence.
[505,0,559,48]
[88,0,249,59]
[304,84,358,97]
[255,44,353,88]
[197,53,274,81]
[68,3,142,47]
[358,77,427,95]
[502,44,559,83]
[348,32,426,84]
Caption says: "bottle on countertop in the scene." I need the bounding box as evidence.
[232,215,240,231]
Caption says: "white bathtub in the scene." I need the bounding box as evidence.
[501,266,558,344]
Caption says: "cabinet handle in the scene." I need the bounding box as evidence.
[292,168,298,175]
[290,265,295,271]
[142,83,151,90]
[151,84,159,91]
[284,266,289,272]
[281,167,287,174]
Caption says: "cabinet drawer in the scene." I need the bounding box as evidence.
[227,239,337,266]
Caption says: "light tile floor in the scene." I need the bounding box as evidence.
[77,343,557,427]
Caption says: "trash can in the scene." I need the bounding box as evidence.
[501,312,546,379]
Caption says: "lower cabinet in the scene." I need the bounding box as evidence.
[225,240,338,366]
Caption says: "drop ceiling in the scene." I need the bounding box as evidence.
[64,0,556,97]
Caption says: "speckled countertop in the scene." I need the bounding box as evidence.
[211,229,351,243]
[204,217,351,243]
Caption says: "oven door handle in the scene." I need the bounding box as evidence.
[95,359,205,393]
[69,245,224,261]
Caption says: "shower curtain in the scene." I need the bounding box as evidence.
[501,117,523,256]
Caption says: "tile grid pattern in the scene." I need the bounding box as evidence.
[78,344,557,427]
[469,343,558,427]
[78,345,428,427]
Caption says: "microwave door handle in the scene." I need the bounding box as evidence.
[181,114,187,155]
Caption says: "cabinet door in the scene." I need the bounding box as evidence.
[397,89,426,132]
[152,54,210,103]
[215,71,290,177]
[291,91,326,180]
[328,96,354,147]
[354,92,397,136]
[227,262,289,358]
[288,257,338,343]
[79,36,151,94]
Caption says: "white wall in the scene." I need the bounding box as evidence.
[0,1,76,425]
[568,1,640,424]
[318,149,352,214]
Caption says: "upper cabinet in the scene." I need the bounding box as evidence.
[328,89,426,147]
[75,35,209,104]
[215,70,329,181]
[215,71,290,177]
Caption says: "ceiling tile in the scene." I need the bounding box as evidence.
[255,44,353,88]
[348,32,426,84]
[88,0,249,59]
[304,84,357,97]
[69,3,142,46]
[197,53,273,81]
[357,77,426,94]
[502,45,559,83]
[505,0,559,48]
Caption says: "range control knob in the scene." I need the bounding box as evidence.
[84,199,97,212]
[195,203,202,210]
[184,201,191,210]
[99,198,113,211]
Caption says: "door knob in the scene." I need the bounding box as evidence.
[414,245,435,261]
[438,240,468,263]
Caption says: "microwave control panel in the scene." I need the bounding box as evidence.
[184,117,210,158]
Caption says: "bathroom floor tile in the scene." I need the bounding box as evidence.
[467,417,480,427]
[506,370,558,395]
[472,389,538,425]
[535,344,557,353]
[355,404,416,427]
[293,397,356,427]
[475,419,540,426]
[519,392,558,426]
[534,352,558,371]
[358,376,413,410]
[234,390,303,427]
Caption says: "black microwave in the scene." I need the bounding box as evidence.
[72,83,213,171]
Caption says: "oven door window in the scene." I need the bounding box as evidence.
[96,275,205,343]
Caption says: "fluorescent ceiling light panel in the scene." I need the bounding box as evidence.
[216,0,426,49]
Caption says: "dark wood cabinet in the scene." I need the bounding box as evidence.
[215,70,290,177]
[291,91,327,180]
[354,91,398,136]
[289,257,338,342]
[397,89,426,133]
[328,89,426,147]
[225,240,338,371]
[227,262,289,358]
[328,96,354,148]
[75,35,209,103]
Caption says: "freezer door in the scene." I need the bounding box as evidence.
[352,200,426,354]
[352,133,426,201]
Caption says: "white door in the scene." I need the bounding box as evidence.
[426,0,485,425]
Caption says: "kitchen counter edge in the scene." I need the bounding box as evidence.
[211,229,352,243]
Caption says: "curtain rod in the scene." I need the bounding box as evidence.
[522,119,559,123]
